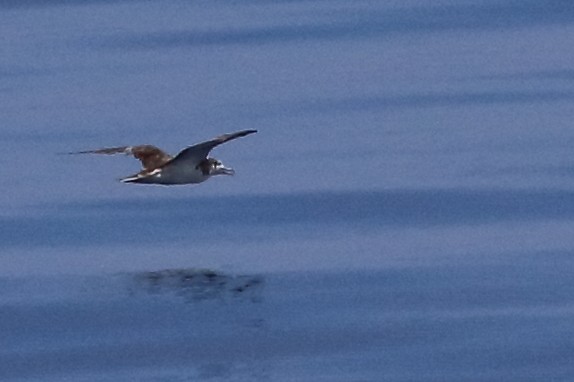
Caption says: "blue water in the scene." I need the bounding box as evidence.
[1,0,574,380]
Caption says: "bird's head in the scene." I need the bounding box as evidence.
[206,158,235,176]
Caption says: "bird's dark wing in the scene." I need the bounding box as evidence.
[68,145,172,171]
[170,129,257,164]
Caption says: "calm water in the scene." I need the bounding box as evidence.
[1,0,574,380]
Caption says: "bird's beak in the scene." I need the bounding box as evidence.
[220,166,235,176]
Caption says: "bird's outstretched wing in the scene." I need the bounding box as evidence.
[170,129,257,164]
[68,145,172,171]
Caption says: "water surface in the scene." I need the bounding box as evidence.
[1,0,573,380]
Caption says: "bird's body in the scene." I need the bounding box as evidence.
[70,129,257,185]
[123,158,208,185]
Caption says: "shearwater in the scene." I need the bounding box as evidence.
[70,129,257,185]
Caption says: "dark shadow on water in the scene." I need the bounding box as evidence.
[1,188,574,248]
[97,0,574,49]
[0,0,316,7]
[260,90,574,116]
[472,69,574,82]
[0,0,144,9]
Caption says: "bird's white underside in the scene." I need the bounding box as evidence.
[121,163,209,185]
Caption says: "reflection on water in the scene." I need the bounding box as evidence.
[130,268,264,302]
[1,261,573,381]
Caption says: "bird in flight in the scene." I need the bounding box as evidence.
[70,129,257,185]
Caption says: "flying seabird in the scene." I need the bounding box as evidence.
[70,129,257,185]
